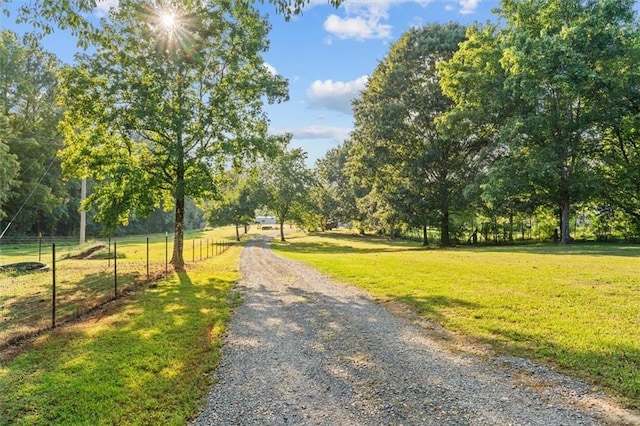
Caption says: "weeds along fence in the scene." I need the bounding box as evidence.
[0,235,235,348]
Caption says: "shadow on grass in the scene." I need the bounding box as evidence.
[282,231,640,258]
[0,269,236,424]
[393,294,480,324]
[274,233,418,256]
[0,268,141,348]
[482,326,640,408]
[464,242,640,258]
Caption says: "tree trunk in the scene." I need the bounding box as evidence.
[440,211,451,246]
[422,225,428,246]
[280,219,285,242]
[170,63,186,272]
[235,224,240,241]
[171,184,185,271]
[508,213,514,242]
[560,198,571,244]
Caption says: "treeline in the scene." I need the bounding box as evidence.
[310,1,640,245]
[0,31,77,237]
[0,30,204,238]
[4,1,640,246]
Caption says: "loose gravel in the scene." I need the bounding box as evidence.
[192,236,639,425]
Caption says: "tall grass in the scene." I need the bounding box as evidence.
[273,231,640,408]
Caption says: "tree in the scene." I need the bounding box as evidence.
[314,140,360,229]
[0,115,19,223]
[205,171,262,241]
[349,23,473,246]
[3,0,343,48]
[589,6,640,234]
[0,30,73,236]
[440,0,639,244]
[58,0,288,271]
[260,145,313,242]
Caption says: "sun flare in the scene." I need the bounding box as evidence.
[160,12,176,30]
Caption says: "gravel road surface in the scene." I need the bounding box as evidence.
[192,236,639,425]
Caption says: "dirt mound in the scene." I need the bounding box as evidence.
[0,262,50,273]
[67,244,108,260]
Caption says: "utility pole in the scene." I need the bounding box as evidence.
[79,178,86,245]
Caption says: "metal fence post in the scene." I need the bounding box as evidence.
[114,240,118,298]
[52,243,56,329]
[146,237,149,281]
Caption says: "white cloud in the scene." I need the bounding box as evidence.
[324,14,392,41]
[264,62,277,76]
[95,0,118,16]
[323,1,393,42]
[458,0,481,14]
[306,75,368,114]
[323,0,481,41]
[271,125,352,143]
[293,125,352,142]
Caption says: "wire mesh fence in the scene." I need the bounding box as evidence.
[0,235,234,348]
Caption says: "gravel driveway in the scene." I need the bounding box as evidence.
[192,236,638,425]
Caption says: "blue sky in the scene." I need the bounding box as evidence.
[2,0,502,164]
[259,0,502,164]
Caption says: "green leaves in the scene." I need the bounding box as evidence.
[259,143,314,241]
[58,0,288,240]
[350,23,472,245]
[438,0,640,243]
[0,30,69,233]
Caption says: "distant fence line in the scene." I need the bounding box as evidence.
[0,236,235,348]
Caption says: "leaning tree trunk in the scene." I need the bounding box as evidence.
[235,224,240,241]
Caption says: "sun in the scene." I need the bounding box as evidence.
[159,11,176,30]
[147,4,193,55]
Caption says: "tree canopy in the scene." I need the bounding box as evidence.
[440,0,639,244]
[58,0,288,269]
[0,30,76,237]
[316,0,640,245]
[349,23,472,246]
[259,144,314,242]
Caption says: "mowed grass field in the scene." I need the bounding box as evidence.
[272,231,640,408]
[0,231,243,425]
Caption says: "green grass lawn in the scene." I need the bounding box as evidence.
[0,228,241,347]
[0,235,242,425]
[272,231,640,408]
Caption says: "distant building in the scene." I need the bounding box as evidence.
[255,215,277,228]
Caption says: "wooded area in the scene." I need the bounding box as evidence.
[314,0,640,245]
[2,0,640,264]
